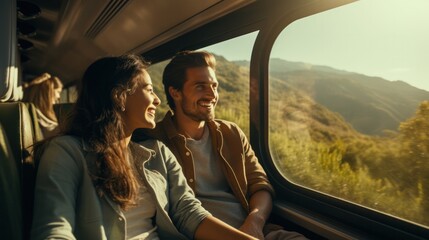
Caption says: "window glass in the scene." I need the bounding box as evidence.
[59,88,68,103]
[269,0,429,226]
[67,85,78,103]
[148,32,258,136]
[147,60,170,120]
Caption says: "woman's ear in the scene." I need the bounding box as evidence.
[112,89,127,111]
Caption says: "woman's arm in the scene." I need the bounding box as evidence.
[156,141,211,238]
[32,137,82,240]
[195,216,258,240]
[156,141,256,240]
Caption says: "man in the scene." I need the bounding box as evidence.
[133,51,306,240]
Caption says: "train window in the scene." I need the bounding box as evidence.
[67,85,78,103]
[147,60,170,120]
[268,0,429,227]
[59,88,68,103]
[58,85,78,103]
[201,32,258,136]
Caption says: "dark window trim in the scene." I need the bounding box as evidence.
[249,2,429,239]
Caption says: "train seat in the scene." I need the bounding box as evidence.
[25,102,44,142]
[0,122,22,239]
[0,102,38,239]
[54,102,75,124]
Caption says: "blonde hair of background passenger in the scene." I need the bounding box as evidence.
[23,73,63,122]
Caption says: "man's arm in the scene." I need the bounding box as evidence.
[232,124,274,239]
[195,215,258,240]
[239,190,272,239]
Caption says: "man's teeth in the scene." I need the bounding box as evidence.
[199,102,213,107]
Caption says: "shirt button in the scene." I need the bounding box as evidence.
[185,152,190,156]
[189,178,194,183]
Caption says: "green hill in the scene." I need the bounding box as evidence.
[236,58,429,135]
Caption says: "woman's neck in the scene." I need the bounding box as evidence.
[123,127,134,146]
[123,135,132,146]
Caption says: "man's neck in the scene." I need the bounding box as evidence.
[173,112,206,140]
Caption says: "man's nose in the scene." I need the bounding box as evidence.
[206,86,217,97]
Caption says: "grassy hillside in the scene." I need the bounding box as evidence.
[272,59,429,135]
[236,58,429,135]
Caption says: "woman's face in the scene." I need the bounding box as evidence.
[122,70,161,132]
[53,88,62,104]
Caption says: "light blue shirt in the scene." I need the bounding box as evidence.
[32,136,210,240]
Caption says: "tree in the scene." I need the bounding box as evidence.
[399,100,429,217]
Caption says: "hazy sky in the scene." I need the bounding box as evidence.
[202,0,429,91]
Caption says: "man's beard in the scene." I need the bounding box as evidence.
[181,102,216,122]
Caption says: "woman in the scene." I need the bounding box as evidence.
[31,55,256,240]
[23,73,63,138]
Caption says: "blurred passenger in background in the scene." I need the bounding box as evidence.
[23,73,63,138]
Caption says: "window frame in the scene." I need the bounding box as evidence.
[248,3,429,239]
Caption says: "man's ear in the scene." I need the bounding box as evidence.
[169,86,181,101]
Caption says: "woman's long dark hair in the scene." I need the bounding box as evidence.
[41,54,149,209]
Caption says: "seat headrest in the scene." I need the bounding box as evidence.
[0,102,35,170]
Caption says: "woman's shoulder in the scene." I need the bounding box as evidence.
[43,135,84,155]
[49,135,81,146]
[37,135,87,173]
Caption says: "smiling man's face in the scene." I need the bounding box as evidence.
[175,66,219,122]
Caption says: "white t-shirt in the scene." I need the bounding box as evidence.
[186,127,247,228]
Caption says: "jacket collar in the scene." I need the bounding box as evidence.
[129,141,156,164]
[161,110,181,140]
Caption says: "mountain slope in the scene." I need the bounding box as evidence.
[236,58,429,135]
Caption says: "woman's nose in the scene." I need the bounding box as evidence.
[153,93,161,106]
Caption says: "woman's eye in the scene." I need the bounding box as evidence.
[145,87,153,92]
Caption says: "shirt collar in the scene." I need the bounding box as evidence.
[129,141,156,163]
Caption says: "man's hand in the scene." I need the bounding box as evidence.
[239,209,266,239]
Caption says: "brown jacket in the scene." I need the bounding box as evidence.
[133,111,274,212]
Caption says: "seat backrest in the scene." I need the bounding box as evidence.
[25,102,44,142]
[0,102,35,170]
[53,102,75,125]
[0,102,37,240]
[0,122,22,240]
